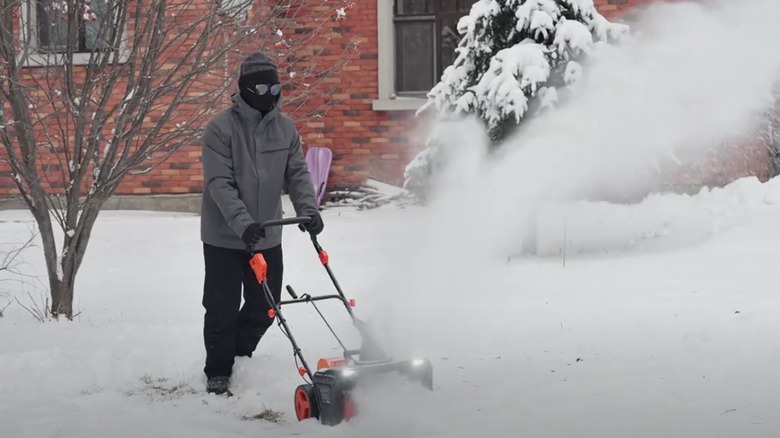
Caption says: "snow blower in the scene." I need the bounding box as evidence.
[248,217,433,426]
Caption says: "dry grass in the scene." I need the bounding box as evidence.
[241,408,285,423]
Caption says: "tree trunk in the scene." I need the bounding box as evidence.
[39,227,86,320]
[31,196,102,321]
[33,215,76,320]
[50,277,74,319]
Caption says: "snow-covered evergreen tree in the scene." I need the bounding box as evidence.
[422,0,628,142]
[405,0,629,196]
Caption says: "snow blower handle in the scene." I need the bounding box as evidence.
[302,229,354,316]
[258,216,311,232]
[245,217,311,257]
[248,217,312,284]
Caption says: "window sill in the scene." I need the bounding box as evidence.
[20,50,129,68]
[372,97,427,112]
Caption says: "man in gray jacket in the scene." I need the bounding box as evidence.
[200,52,323,395]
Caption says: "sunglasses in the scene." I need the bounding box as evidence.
[251,83,282,96]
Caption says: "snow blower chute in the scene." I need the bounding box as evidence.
[248,217,433,426]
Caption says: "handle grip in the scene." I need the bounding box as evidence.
[286,285,299,299]
[247,217,312,255]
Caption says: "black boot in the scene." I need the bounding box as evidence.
[207,376,230,395]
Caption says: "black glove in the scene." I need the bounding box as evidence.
[304,212,324,236]
[241,223,266,247]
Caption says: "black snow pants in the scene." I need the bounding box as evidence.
[202,242,283,378]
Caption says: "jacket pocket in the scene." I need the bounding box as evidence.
[259,141,287,154]
[255,139,288,185]
[258,136,288,153]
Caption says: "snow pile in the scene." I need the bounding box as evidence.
[325,179,415,210]
[533,176,780,256]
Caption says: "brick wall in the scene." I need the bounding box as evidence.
[660,130,775,191]
[292,1,424,189]
[2,0,771,198]
[596,0,659,17]
[120,0,376,195]
[0,0,358,197]
[324,0,771,191]
[0,0,227,197]
[299,0,703,191]
[294,0,725,191]
[118,1,360,195]
[129,0,428,193]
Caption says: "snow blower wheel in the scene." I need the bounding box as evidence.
[248,217,434,427]
[294,384,319,421]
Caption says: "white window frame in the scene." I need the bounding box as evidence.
[18,0,129,68]
[372,0,427,112]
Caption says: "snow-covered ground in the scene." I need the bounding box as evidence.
[2,0,778,436]
[1,176,779,437]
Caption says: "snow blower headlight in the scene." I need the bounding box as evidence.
[412,359,426,367]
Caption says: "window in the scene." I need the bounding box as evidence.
[19,0,125,66]
[393,0,471,96]
[35,0,111,53]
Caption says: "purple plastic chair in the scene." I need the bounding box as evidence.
[305,146,332,208]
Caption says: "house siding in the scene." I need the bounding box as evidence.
[1,0,773,198]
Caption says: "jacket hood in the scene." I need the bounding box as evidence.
[232,53,283,118]
[240,52,278,78]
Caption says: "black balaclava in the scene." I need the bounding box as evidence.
[238,53,281,115]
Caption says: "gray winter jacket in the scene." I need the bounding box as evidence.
[200,91,317,251]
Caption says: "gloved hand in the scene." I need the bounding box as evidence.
[304,212,324,236]
[241,223,266,247]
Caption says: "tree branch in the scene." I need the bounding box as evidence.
[1,0,357,319]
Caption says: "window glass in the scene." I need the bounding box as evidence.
[440,0,472,12]
[393,0,472,94]
[440,14,462,70]
[396,21,435,93]
[36,0,110,52]
[396,0,433,15]
[85,0,110,50]
[37,0,68,51]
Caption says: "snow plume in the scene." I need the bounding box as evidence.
[416,0,780,259]
[359,0,780,433]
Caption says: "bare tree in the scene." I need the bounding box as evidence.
[0,0,357,319]
[0,228,37,317]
